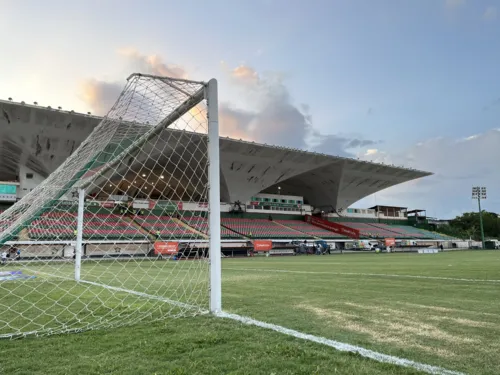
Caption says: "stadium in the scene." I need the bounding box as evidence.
[0,94,453,251]
[0,75,497,375]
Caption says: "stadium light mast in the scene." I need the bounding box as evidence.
[472,186,487,249]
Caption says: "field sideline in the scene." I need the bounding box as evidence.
[1,250,499,374]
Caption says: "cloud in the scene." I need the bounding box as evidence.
[483,6,497,20]
[356,128,500,218]
[79,49,188,116]
[482,97,500,111]
[346,139,378,148]
[219,65,313,149]
[230,65,260,85]
[445,0,465,8]
[79,51,377,156]
[219,105,257,141]
[462,134,479,141]
[117,48,187,79]
[358,148,394,165]
[220,64,376,155]
[79,79,123,116]
[308,136,379,157]
[309,134,358,157]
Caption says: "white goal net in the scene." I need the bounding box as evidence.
[0,74,221,338]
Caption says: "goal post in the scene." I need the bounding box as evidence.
[0,74,221,338]
[74,188,85,282]
[207,79,222,314]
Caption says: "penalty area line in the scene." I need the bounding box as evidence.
[217,311,466,375]
[225,267,500,283]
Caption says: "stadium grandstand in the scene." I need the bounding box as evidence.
[0,98,457,255]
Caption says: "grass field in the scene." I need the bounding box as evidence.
[1,250,499,374]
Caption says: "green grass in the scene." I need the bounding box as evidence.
[1,250,499,374]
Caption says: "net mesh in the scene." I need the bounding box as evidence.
[0,74,213,338]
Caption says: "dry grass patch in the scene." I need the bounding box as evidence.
[401,302,500,318]
[296,303,470,358]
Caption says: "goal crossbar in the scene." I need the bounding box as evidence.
[78,76,207,191]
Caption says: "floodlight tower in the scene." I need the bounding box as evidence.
[472,186,487,249]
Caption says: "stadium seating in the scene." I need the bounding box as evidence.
[367,223,422,239]
[0,210,12,231]
[389,225,454,240]
[21,206,455,242]
[276,220,345,238]
[221,218,310,239]
[340,221,454,240]
[134,215,202,239]
[340,222,400,238]
[183,216,242,239]
[29,212,145,240]
[385,224,430,238]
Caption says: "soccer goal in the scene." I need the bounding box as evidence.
[0,74,221,338]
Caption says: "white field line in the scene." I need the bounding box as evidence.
[225,267,500,283]
[217,311,466,375]
[26,268,205,312]
[22,268,466,374]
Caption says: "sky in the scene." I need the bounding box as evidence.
[0,0,499,218]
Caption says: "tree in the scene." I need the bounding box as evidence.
[448,211,500,240]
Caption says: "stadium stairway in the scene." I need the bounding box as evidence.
[275,221,322,240]
[179,216,244,240]
[218,221,247,239]
[19,228,30,241]
[220,223,250,240]
[133,214,203,240]
[127,217,156,241]
[174,217,208,239]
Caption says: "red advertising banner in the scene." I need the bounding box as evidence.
[149,200,156,209]
[385,238,396,247]
[253,240,273,251]
[305,215,360,239]
[177,202,183,210]
[154,241,179,255]
[101,201,114,208]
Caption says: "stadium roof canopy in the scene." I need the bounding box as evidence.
[0,99,432,208]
